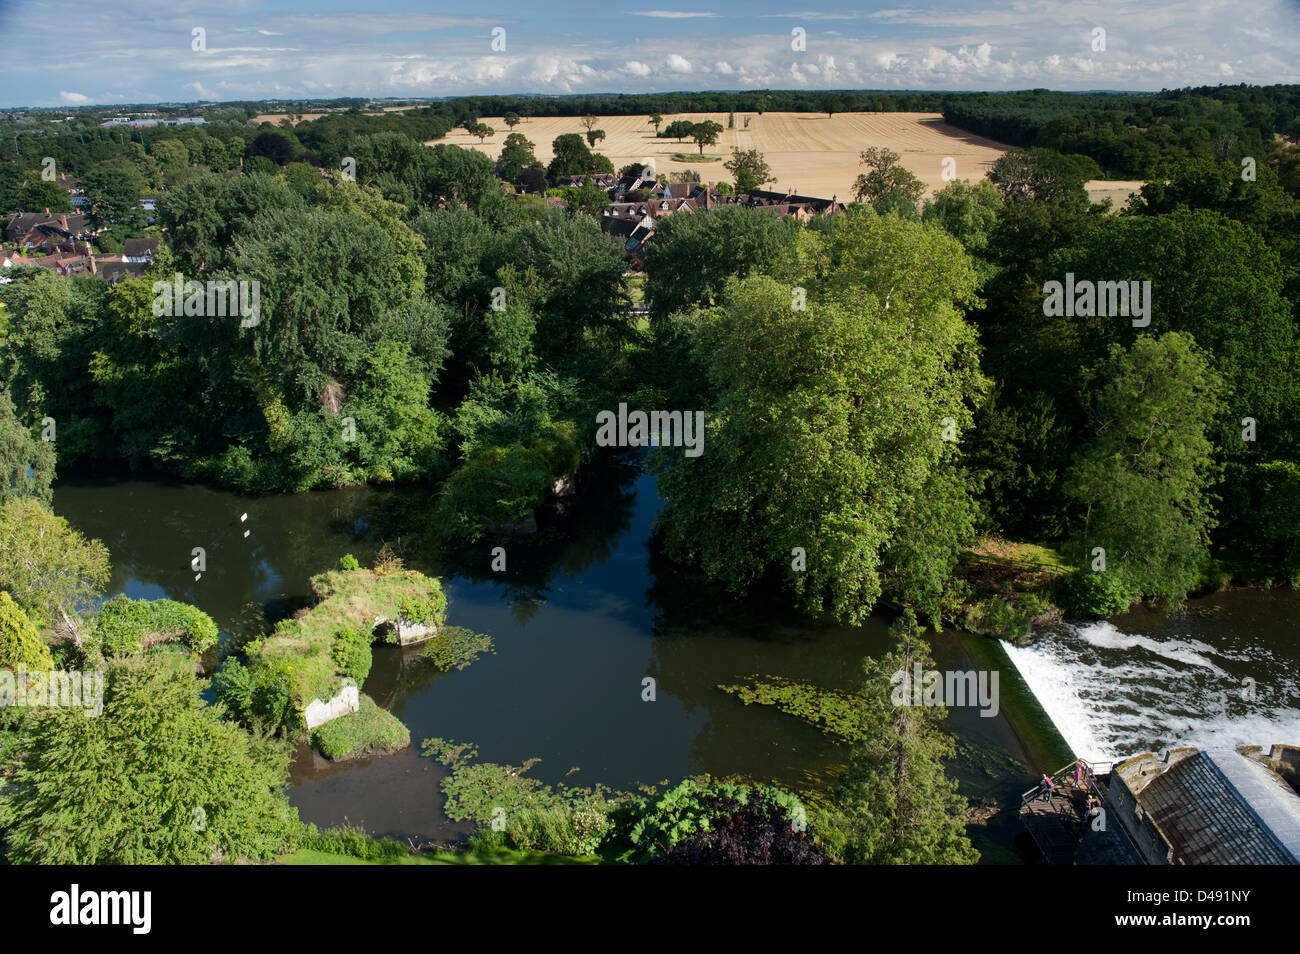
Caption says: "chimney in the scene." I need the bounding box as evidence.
[703,182,712,211]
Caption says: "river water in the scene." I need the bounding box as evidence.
[52,454,1295,861]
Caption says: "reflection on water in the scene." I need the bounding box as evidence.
[54,455,1046,859]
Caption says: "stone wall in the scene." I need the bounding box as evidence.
[304,682,360,730]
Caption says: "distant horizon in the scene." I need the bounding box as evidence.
[0,85,1255,113]
[1,0,1295,109]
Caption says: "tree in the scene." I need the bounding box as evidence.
[691,120,723,156]
[82,161,145,226]
[988,148,1098,206]
[852,147,924,211]
[920,179,1003,252]
[0,590,54,671]
[1064,332,1225,606]
[0,655,299,864]
[547,133,610,181]
[15,179,71,213]
[663,119,694,143]
[723,147,774,193]
[585,128,606,148]
[249,130,295,166]
[652,212,986,624]
[471,123,494,144]
[649,113,663,134]
[503,112,521,130]
[0,497,109,632]
[643,204,800,317]
[0,391,55,508]
[497,132,538,182]
[827,611,980,864]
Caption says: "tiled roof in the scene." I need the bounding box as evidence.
[1140,751,1295,864]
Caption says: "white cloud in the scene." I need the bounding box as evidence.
[58,91,90,104]
[665,54,693,73]
[625,60,653,76]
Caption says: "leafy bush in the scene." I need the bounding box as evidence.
[0,655,300,864]
[628,778,810,858]
[505,801,612,857]
[1061,568,1134,618]
[397,588,447,627]
[339,553,361,572]
[651,789,827,865]
[211,656,298,734]
[0,590,54,671]
[330,625,373,685]
[93,595,219,656]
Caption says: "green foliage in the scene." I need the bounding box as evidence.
[1064,332,1225,606]
[719,677,864,741]
[0,497,109,628]
[421,625,494,671]
[628,779,808,858]
[298,823,408,861]
[93,594,218,656]
[0,391,55,507]
[339,553,360,571]
[311,695,410,761]
[825,611,979,865]
[0,655,300,864]
[0,590,54,671]
[1061,568,1135,618]
[853,147,925,210]
[330,625,374,685]
[653,211,986,625]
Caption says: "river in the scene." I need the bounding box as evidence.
[52,454,1295,862]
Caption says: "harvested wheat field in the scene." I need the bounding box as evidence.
[437,111,1012,199]
[435,111,1141,204]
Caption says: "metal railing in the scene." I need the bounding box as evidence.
[1021,758,1110,806]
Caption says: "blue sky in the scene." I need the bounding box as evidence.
[0,0,1296,107]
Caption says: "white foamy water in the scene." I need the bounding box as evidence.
[1002,620,1300,762]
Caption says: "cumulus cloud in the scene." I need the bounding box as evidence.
[2,0,1295,105]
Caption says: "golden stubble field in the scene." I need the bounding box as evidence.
[437,111,1012,199]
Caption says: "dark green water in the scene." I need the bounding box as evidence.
[53,455,1062,862]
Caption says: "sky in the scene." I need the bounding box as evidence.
[0,0,1296,108]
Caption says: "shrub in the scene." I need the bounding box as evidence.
[339,553,361,571]
[628,778,810,858]
[651,789,827,865]
[505,801,612,857]
[0,590,54,671]
[211,657,298,734]
[330,625,373,685]
[93,595,219,656]
[1061,568,1135,618]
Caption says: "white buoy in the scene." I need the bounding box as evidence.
[243,529,250,538]
[240,512,248,523]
